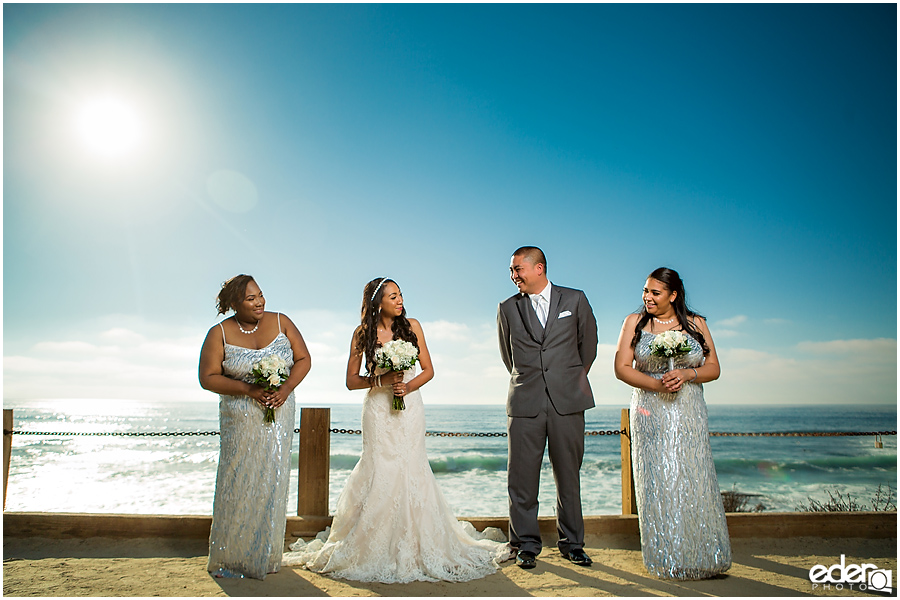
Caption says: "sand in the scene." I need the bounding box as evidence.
[3,534,896,597]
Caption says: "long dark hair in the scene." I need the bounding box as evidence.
[630,267,710,356]
[354,277,419,375]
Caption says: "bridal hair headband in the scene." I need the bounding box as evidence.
[370,277,388,301]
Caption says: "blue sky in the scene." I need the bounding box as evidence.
[3,3,896,407]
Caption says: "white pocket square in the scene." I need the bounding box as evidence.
[558,310,572,319]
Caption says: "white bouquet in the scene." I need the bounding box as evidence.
[648,330,692,372]
[247,355,289,423]
[375,340,419,410]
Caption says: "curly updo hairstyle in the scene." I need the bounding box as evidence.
[216,274,256,315]
[354,277,419,376]
[630,267,709,356]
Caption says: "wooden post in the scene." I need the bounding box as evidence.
[620,408,638,515]
[4,409,12,510]
[297,407,330,517]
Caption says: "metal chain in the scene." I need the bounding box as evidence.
[2,430,220,437]
[5,429,895,438]
[710,431,897,437]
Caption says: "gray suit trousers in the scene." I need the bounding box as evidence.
[507,389,586,555]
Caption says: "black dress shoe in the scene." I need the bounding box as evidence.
[516,551,537,569]
[563,548,593,566]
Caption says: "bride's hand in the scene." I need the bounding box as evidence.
[392,382,408,397]
[383,371,403,385]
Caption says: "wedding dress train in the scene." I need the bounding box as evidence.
[282,367,510,583]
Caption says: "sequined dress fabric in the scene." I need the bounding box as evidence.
[630,330,731,580]
[282,366,511,583]
[207,331,295,580]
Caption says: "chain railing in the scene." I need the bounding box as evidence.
[3,405,896,514]
[3,430,221,437]
[4,428,895,437]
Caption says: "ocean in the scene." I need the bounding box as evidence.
[3,400,896,517]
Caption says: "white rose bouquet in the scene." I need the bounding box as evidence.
[374,340,419,410]
[648,330,692,372]
[247,355,290,423]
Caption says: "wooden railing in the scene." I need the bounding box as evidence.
[619,408,638,515]
[295,407,640,516]
[4,409,12,510]
[296,407,331,516]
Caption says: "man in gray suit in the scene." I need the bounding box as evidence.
[498,246,598,569]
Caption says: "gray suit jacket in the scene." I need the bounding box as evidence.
[498,284,598,418]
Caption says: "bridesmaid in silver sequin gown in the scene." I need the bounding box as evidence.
[614,268,731,580]
[199,275,312,579]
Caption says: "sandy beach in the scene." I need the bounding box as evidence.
[4,532,896,597]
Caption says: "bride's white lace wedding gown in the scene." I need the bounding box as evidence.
[282,366,511,583]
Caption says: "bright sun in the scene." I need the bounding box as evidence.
[74,96,144,160]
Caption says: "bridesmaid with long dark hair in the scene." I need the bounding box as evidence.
[614,267,731,580]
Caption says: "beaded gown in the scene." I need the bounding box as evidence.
[630,330,731,580]
[282,366,511,583]
[207,316,296,580]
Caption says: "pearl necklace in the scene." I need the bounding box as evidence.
[653,316,676,325]
[235,317,259,335]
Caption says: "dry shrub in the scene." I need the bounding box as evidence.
[795,484,896,512]
[721,484,766,512]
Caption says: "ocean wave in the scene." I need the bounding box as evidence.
[715,454,897,475]
[323,453,623,474]
[429,455,508,473]
[328,454,361,470]
[326,453,510,473]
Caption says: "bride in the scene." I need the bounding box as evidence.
[283,277,511,583]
